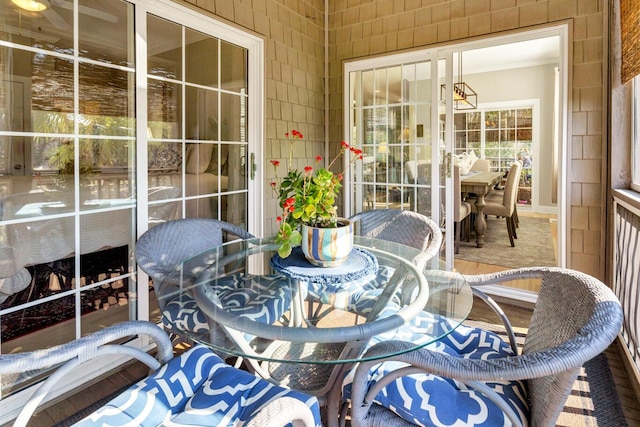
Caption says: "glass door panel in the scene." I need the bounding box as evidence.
[350,60,442,221]
[148,15,249,225]
[0,0,137,363]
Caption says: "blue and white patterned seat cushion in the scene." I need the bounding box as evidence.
[343,313,530,427]
[75,345,322,427]
[162,273,292,335]
[305,265,397,314]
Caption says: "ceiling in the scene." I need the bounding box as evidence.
[462,36,560,75]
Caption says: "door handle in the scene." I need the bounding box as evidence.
[250,152,256,180]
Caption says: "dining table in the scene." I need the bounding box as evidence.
[158,235,473,427]
[461,170,504,247]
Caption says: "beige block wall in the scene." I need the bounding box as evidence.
[328,0,607,280]
[183,0,327,236]
[180,0,608,279]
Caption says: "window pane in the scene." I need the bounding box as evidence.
[186,87,219,141]
[186,29,218,87]
[148,80,182,139]
[79,63,135,136]
[1,1,73,53]
[79,0,134,67]
[221,41,247,92]
[148,15,182,80]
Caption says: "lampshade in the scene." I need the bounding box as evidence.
[11,0,47,12]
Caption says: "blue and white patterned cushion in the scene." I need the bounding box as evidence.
[162,273,292,335]
[305,265,396,314]
[75,345,322,427]
[343,313,530,427]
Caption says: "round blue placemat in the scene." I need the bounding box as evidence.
[270,247,378,285]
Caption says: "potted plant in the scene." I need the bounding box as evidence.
[270,130,363,265]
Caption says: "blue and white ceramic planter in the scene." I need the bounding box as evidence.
[301,218,354,267]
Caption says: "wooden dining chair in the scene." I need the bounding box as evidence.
[454,165,472,254]
[475,162,522,246]
[343,267,623,427]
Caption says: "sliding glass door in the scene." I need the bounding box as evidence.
[0,0,262,405]
[345,53,456,265]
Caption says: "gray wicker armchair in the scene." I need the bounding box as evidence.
[349,209,443,267]
[0,321,321,427]
[135,218,255,347]
[346,267,623,427]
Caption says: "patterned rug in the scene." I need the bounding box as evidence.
[457,215,556,269]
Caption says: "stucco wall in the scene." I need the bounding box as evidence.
[328,0,607,279]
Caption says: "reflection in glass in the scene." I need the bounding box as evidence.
[148,80,182,139]
[0,2,73,53]
[79,63,135,136]
[220,93,246,142]
[221,41,247,92]
[186,196,219,219]
[78,0,134,67]
[186,87,219,141]
[221,193,247,228]
[186,29,218,87]
[2,295,76,353]
[79,212,132,283]
[148,14,182,80]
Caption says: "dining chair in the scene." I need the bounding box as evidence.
[343,267,623,427]
[453,165,472,254]
[0,320,321,427]
[135,218,291,354]
[475,161,522,246]
[487,160,522,226]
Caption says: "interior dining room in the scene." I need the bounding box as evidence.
[1,0,640,426]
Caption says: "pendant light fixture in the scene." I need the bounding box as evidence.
[440,52,477,110]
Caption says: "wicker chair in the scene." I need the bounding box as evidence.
[0,321,321,427]
[345,267,623,427]
[135,218,290,354]
[349,209,443,266]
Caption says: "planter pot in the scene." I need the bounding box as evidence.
[300,218,354,267]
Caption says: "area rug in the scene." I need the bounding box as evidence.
[457,215,556,269]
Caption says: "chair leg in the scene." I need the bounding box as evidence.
[455,221,461,254]
[513,204,519,228]
[506,216,515,247]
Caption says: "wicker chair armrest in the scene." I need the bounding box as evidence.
[0,321,173,427]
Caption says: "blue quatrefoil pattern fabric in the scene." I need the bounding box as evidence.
[162,273,291,335]
[75,345,322,427]
[343,313,529,427]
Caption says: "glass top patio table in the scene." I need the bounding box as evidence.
[158,235,473,365]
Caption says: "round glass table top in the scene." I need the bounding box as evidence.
[158,235,473,365]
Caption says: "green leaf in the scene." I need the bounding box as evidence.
[278,242,292,258]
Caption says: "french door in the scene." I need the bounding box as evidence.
[0,0,262,411]
[345,52,458,266]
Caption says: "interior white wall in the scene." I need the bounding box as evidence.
[465,63,558,211]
